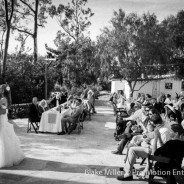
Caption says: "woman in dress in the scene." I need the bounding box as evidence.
[0,84,25,168]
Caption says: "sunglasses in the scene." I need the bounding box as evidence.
[148,113,153,116]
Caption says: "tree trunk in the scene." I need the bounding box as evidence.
[1,0,14,82]
[127,81,134,99]
[2,25,10,82]
[33,0,38,63]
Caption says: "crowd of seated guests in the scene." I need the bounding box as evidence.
[111,91,184,182]
[28,87,97,134]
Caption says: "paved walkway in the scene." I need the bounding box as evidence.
[0,106,147,184]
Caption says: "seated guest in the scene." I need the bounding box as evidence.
[127,102,136,116]
[112,104,150,155]
[137,93,145,104]
[124,119,155,163]
[38,99,48,117]
[29,97,40,122]
[154,124,184,184]
[165,104,182,124]
[168,113,178,126]
[117,114,171,181]
[150,98,162,113]
[58,99,83,135]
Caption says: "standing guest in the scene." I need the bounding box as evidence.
[87,89,96,114]
[49,92,62,107]
[110,92,118,115]
[116,90,126,108]
[60,92,68,104]
[29,97,40,122]
[164,94,172,105]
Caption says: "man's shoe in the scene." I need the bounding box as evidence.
[111,150,122,155]
[119,167,135,172]
[57,131,65,135]
[117,175,133,181]
[119,167,124,171]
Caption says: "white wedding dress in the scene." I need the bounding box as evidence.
[0,111,25,168]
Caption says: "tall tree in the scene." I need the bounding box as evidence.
[97,10,171,97]
[162,10,184,78]
[49,0,94,45]
[0,0,15,82]
[13,0,52,63]
[47,0,95,88]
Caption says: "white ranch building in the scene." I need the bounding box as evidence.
[111,77,184,99]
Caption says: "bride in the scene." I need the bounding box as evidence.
[0,84,25,168]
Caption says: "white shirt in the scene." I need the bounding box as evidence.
[164,98,172,105]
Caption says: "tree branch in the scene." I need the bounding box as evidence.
[13,27,33,36]
[37,23,44,27]
[134,81,149,91]
[9,0,15,22]
[4,0,9,24]
[20,0,35,13]
[60,24,76,41]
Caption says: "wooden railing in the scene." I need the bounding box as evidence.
[8,103,31,119]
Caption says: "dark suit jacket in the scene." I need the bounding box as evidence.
[152,102,162,112]
[50,96,62,107]
[60,94,67,104]
[29,103,40,122]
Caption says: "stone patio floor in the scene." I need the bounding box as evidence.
[0,106,152,184]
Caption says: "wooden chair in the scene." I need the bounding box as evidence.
[68,113,84,135]
[148,154,172,184]
[27,118,39,134]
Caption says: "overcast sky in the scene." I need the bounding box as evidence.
[9,0,184,55]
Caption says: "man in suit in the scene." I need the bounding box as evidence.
[58,98,83,135]
[50,92,62,107]
[29,97,40,122]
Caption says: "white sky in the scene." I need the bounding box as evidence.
[8,0,184,56]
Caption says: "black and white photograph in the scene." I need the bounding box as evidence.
[1,0,184,184]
